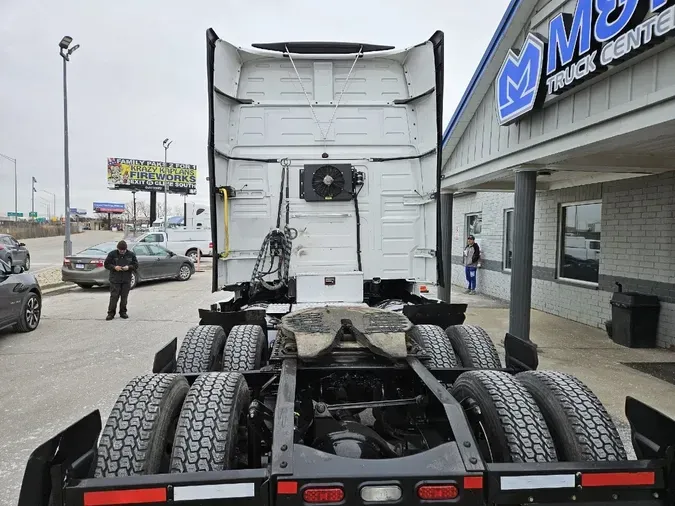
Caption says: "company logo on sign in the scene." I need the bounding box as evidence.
[496,33,547,126]
[495,0,675,125]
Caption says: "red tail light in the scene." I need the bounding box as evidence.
[209,242,213,249]
[302,487,345,503]
[63,258,71,266]
[417,484,459,500]
[0,244,4,250]
[91,260,104,268]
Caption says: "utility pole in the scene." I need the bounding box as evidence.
[162,138,173,232]
[0,153,17,220]
[31,177,37,219]
[132,190,137,231]
[60,35,79,256]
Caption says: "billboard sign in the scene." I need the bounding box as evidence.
[70,208,87,216]
[107,157,197,195]
[93,202,126,214]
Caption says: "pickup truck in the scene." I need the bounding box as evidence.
[135,228,212,262]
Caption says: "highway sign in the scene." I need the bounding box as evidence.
[8,212,23,217]
[29,211,38,217]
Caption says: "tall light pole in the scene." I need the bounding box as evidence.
[31,177,37,218]
[60,35,79,256]
[0,153,17,220]
[162,138,173,232]
[41,190,56,220]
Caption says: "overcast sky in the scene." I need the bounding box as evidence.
[0,0,509,218]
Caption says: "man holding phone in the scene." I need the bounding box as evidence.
[103,240,139,320]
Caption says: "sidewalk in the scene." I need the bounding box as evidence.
[447,285,675,422]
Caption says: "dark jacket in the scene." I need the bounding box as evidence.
[104,249,139,283]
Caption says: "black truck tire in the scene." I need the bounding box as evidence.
[176,325,227,373]
[516,371,627,461]
[222,324,266,372]
[451,370,557,463]
[94,374,189,477]
[445,324,502,369]
[171,372,251,473]
[410,324,458,368]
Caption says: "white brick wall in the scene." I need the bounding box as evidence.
[450,173,675,350]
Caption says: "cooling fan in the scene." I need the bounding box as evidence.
[300,163,354,202]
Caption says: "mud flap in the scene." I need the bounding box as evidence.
[504,332,538,372]
[17,410,101,506]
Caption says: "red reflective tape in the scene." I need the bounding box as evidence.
[277,480,299,495]
[581,471,655,488]
[83,488,167,505]
[464,476,484,489]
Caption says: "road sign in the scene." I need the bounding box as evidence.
[29,211,38,218]
[8,212,24,217]
[36,217,47,223]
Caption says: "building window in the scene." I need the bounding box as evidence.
[558,201,601,284]
[504,209,514,270]
[466,213,482,239]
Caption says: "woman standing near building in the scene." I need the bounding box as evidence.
[463,235,481,295]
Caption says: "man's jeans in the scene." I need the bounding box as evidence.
[465,266,477,291]
[108,282,131,316]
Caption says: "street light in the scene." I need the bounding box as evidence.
[60,35,79,256]
[0,153,17,220]
[41,190,56,220]
[162,138,173,232]
[31,176,37,218]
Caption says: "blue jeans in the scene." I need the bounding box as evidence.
[465,266,477,290]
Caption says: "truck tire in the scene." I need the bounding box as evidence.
[410,324,458,368]
[451,370,557,463]
[222,324,267,371]
[176,325,227,373]
[445,325,502,369]
[516,371,627,461]
[171,372,251,472]
[94,374,189,477]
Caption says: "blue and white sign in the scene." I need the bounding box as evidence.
[496,33,547,126]
[496,0,675,125]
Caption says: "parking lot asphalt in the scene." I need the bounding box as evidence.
[0,263,221,504]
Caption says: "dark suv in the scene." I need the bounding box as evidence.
[0,259,41,333]
[0,233,31,271]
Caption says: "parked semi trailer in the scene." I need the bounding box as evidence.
[18,29,675,506]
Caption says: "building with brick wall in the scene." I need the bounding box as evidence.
[439,0,675,350]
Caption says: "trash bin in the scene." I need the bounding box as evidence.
[609,291,660,348]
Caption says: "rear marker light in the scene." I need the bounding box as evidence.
[417,484,459,501]
[360,485,402,502]
[83,487,166,506]
[303,486,345,503]
[419,285,429,293]
[463,476,483,490]
[581,471,655,488]
[278,481,299,495]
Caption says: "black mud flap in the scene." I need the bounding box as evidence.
[626,396,675,462]
[17,410,101,506]
[152,337,178,373]
[402,302,467,329]
[198,308,268,340]
[504,332,538,372]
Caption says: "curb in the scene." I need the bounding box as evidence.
[42,283,77,297]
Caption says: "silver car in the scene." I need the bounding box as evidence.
[0,233,31,271]
[62,241,195,289]
[0,259,41,333]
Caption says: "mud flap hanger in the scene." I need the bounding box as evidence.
[17,410,101,506]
